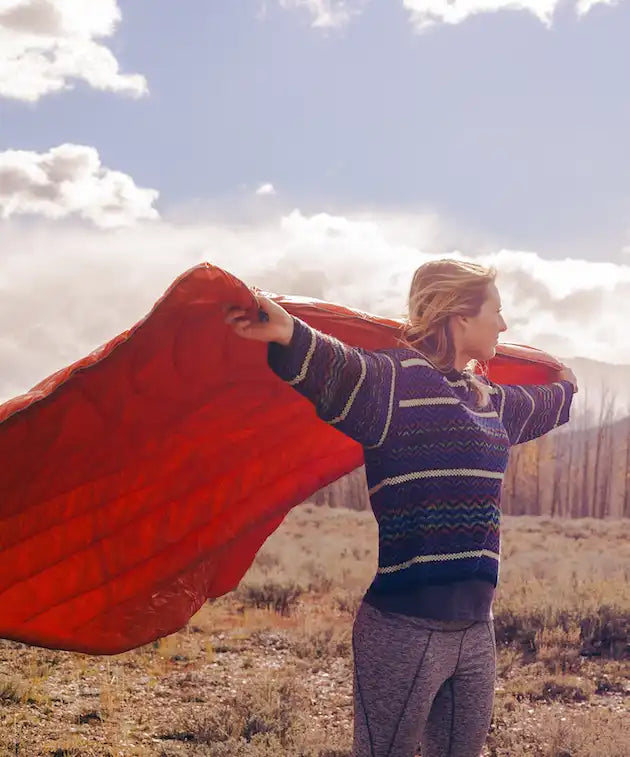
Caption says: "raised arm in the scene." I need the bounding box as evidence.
[268,316,397,447]
[483,378,575,446]
[225,296,396,448]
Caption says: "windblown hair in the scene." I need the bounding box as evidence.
[399,259,497,407]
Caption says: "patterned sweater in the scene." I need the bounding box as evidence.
[268,316,574,621]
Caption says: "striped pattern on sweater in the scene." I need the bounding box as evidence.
[268,316,574,594]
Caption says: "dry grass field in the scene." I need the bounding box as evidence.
[1,505,628,757]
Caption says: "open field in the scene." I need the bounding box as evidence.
[1,505,628,757]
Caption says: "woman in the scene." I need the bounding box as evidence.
[225,259,578,757]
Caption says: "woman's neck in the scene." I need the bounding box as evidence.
[453,351,471,373]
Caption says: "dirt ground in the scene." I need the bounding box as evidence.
[1,506,628,757]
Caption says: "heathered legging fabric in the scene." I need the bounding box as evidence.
[352,601,496,757]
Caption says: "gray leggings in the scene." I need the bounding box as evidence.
[352,601,496,757]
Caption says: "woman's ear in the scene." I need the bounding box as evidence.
[450,314,468,333]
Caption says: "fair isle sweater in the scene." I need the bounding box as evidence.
[268,316,574,621]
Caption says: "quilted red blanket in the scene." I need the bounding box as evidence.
[0,263,562,654]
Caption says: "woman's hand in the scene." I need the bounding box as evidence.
[224,295,295,346]
[558,364,578,394]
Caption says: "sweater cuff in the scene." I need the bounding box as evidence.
[267,316,315,383]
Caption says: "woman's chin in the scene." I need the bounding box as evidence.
[469,345,497,363]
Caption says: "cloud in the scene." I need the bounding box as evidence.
[278,0,360,28]
[255,182,276,196]
[575,0,622,14]
[402,0,622,31]
[0,0,147,102]
[277,0,622,31]
[0,144,159,227]
[1,208,630,410]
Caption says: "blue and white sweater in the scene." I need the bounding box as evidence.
[268,316,574,620]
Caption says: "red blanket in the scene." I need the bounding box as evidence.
[0,263,562,654]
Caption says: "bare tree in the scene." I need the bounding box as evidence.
[591,385,616,517]
[624,419,630,519]
[562,429,576,517]
[550,433,563,517]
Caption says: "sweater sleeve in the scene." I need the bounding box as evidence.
[267,316,396,448]
[484,378,575,446]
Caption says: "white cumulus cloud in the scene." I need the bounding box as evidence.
[0,144,159,227]
[402,0,623,30]
[256,182,276,196]
[0,0,147,102]
[278,0,360,28]
[576,0,623,13]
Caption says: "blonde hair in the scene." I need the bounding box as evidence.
[399,258,497,407]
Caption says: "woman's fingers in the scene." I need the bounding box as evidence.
[224,306,247,324]
[224,293,268,322]
[225,305,264,335]
[223,294,292,343]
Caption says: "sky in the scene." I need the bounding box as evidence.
[1,0,630,405]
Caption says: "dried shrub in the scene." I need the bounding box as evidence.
[292,626,352,661]
[537,676,594,703]
[236,581,303,615]
[579,605,629,659]
[0,675,39,704]
[333,590,362,616]
[160,676,308,748]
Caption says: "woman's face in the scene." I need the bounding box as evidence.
[461,282,508,361]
